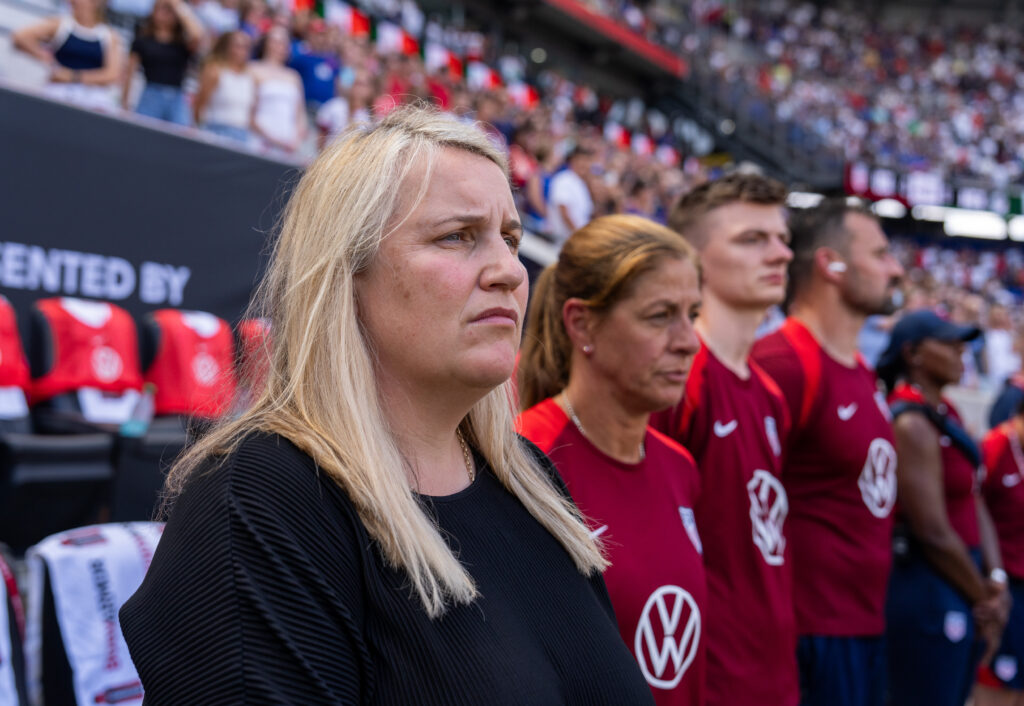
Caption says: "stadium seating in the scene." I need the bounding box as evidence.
[0,298,118,553]
[28,298,143,435]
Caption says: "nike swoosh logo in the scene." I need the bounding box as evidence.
[837,403,858,421]
[1004,474,1022,488]
[713,420,738,438]
[589,525,609,539]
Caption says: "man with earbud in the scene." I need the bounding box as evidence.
[751,198,905,706]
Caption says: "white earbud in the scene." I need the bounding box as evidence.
[827,261,848,274]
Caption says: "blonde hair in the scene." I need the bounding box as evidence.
[518,214,698,410]
[164,105,606,617]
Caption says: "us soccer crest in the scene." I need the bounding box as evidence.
[943,611,967,643]
[995,656,1018,682]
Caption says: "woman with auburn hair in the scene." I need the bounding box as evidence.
[119,106,652,705]
[517,214,706,704]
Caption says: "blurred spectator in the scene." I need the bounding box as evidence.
[623,178,661,221]
[288,17,340,113]
[238,0,269,37]
[989,325,1024,427]
[473,92,511,149]
[193,29,255,143]
[13,0,124,110]
[545,146,595,244]
[122,0,205,124]
[508,122,549,228]
[986,305,1021,386]
[251,25,307,155]
[315,70,373,148]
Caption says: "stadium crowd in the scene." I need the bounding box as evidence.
[565,0,1024,186]
[853,241,1024,388]
[12,0,705,237]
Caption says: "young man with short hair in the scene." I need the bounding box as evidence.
[751,198,904,706]
[654,173,798,706]
[545,146,594,245]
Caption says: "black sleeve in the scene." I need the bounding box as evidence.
[120,435,372,705]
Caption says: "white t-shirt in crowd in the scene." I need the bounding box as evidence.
[195,0,239,34]
[545,168,593,245]
[986,328,1020,385]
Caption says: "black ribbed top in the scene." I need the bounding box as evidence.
[119,433,653,705]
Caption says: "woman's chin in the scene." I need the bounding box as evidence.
[453,356,517,391]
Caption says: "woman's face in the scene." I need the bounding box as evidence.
[349,73,373,103]
[151,1,176,28]
[356,148,527,397]
[583,257,701,414]
[913,338,965,386]
[264,27,290,63]
[228,32,251,65]
[70,0,102,21]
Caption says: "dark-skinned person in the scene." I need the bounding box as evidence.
[878,309,1011,706]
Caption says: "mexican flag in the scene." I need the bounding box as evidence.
[655,144,680,167]
[631,133,655,157]
[603,122,631,151]
[325,0,370,37]
[507,81,540,110]
[424,42,463,79]
[375,20,419,56]
[466,61,502,91]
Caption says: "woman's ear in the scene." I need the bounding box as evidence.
[562,298,595,355]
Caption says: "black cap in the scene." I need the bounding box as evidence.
[877,309,981,373]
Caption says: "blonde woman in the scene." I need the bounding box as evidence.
[119,106,653,704]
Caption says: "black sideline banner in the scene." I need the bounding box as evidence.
[0,86,297,326]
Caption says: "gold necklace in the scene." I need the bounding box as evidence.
[456,429,475,482]
[561,392,645,462]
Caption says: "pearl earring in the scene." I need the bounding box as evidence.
[582,344,594,354]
